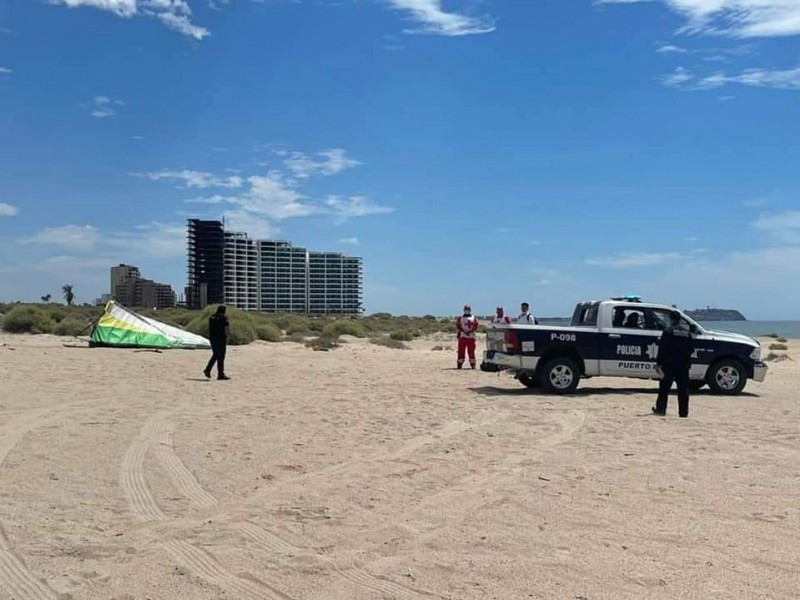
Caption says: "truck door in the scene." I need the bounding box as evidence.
[599,305,661,378]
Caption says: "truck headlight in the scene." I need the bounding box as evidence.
[750,346,761,361]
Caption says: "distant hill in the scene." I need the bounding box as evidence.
[685,308,747,321]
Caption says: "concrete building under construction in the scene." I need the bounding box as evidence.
[186,220,363,314]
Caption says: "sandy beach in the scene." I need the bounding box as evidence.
[0,333,798,600]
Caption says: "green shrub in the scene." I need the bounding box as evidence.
[1,306,57,334]
[777,337,788,343]
[766,333,780,338]
[187,305,256,345]
[764,352,790,363]
[769,343,789,351]
[305,335,340,350]
[54,316,91,336]
[321,320,369,338]
[370,336,408,350]
[255,322,282,342]
[44,305,67,323]
[284,332,309,344]
[390,330,414,342]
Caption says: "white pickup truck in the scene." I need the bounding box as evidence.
[480,297,768,395]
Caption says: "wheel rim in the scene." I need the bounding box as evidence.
[549,365,574,389]
[716,366,741,390]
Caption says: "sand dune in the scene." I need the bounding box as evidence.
[0,333,798,599]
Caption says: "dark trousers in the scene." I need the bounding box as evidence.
[656,365,690,417]
[205,342,226,377]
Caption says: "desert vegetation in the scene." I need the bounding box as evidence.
[0,302,462,350]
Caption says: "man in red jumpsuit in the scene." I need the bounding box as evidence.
[456,304,480,369]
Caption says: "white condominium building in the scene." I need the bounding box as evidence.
[223,231,259,312]
[214,228,363,314]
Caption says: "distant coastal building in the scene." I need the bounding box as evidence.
[224,231,259,312]
[257,240,310,313]
[187,220,363,314]
[186,219,225,310]
[109,264,176,309]
[110,264,140,298]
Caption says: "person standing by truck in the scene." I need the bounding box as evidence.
[456,304,479,370]
[491,306,511,325]
[652,312,695,417]
[517,302,539,325]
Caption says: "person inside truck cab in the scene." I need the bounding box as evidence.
[624,312,642,329]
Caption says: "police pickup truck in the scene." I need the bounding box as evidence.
[480,297,768,395]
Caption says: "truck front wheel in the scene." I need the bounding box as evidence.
[707,359,747,395]
[540,358,580,395]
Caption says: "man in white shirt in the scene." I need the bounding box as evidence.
[517,302,538,325]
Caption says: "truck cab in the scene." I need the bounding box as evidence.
[482,298,767,395]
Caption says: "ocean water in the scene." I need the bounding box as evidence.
[536,319,800,339]
[697,321,800,340]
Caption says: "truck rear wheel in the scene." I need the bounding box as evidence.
[540,358,580,395]
[707,359,747,395]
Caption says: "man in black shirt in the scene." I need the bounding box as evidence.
[653,312,695,418]
[204,305,231,380]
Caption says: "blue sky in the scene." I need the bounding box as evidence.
[1,0,799,318]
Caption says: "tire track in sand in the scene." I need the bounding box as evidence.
[122,415,293,599]
[120,415,167,523]
[0,411,61,600]
[163,539,290,600]
[403,409,588,523]
[154,425,218,510]
[237,522,428,600]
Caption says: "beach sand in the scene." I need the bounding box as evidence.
[0,333,798,600]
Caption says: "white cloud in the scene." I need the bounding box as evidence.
[184,194,229,204]
[325,195,394,223]
[586,251,689,268]
[383,0,495,36]
[656,44,688,53]
[0,67,12,74]
[23,221,186,258]
[24,225,101,251]
[221,209,279,240]
[90,96,125,118]
[0,203,19,217]
[236,172,318,219]
[112,221,187,257]
[640,245,800,319]
[56,0,137,17]
[139,169,244,189]
[155,10,210,39]
[52,0,209,39]
[600,0,800,38]
[752,210,800,244]
[283,149,361,179]
[659,61,800,91]
[338,237,360,245]
[695,64,800,90]
[661,66,694,87]
[150,148,393,235]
